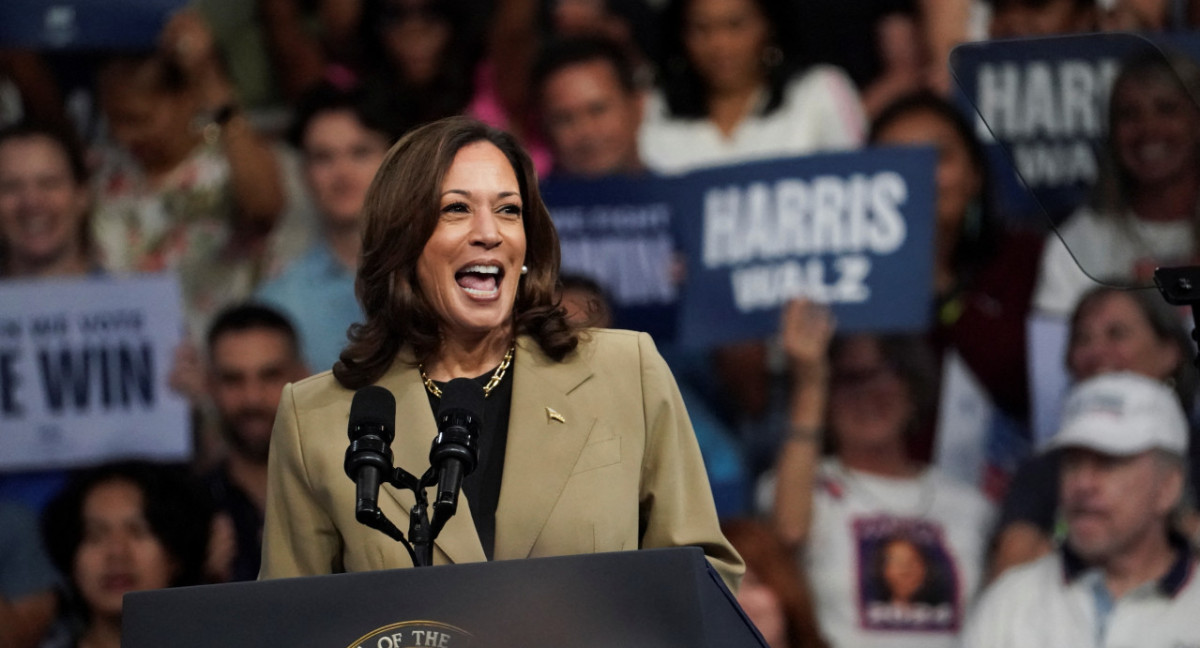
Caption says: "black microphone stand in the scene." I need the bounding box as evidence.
[1154,266,1200,368]
[343,449,443,568]
[345,379,482,567]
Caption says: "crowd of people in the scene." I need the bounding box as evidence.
[3,0,1200,647]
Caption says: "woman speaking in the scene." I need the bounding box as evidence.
[258,117,742,589]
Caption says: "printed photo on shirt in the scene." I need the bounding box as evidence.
[853,516,961,632]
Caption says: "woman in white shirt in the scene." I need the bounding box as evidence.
[640,0,866,174]
[770,300,994,648]
[1033,48,1200,317]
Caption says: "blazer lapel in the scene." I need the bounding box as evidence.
[493,336,595,560]
[376,360,488,565]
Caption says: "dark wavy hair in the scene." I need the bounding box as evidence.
[533,35,639,98]
[0,121,89,184]
[206,301,301,359]
[41,461,215,612]
[334,117,578,389]
[285,81,403,151]
[826,333,941,454]
[868,534,948,605]
[356,0,485,130]
[96,51,190,96]
[656,0,806,119]
[869,91,999,281]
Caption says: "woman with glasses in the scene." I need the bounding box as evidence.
[769,300,994,648]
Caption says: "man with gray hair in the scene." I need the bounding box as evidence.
[962,371,1198,647]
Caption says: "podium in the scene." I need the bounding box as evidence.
[122,547,767,647]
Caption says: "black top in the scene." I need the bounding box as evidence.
[425,363,513,560]
[203,465,264,582]
[996,453,1061,535]
[792,0,917,90]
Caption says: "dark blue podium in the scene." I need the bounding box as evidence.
[122,547,767,648]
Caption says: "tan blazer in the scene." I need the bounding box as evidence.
[259,329,743,590]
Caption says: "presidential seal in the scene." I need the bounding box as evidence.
[346,621,473,648]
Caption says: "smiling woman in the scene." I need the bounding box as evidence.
[259,117,742,589]
[1033,48,1200,317]
[0,122,93,279]
[414,142,528,349]
[334,118,569,387]
[769,301,996,648]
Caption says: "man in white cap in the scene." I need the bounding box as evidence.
[961,371,1198,648]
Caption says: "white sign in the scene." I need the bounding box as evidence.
[0,274,190,470]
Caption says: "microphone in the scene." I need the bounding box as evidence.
[430,378,483,524]
[344,385,396,525]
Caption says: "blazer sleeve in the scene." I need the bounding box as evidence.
[259,382,343,578]
[634,332,745,591]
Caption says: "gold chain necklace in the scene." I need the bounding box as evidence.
[420,344,515,398]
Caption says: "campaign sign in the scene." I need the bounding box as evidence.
[0,274,190,470]
[673,147,936,349]
[542,175,677,342]
[950,33,1167,226]
[0,0,185,49]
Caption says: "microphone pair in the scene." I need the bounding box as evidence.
[344,379,483,528]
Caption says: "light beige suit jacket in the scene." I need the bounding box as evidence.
[259,329,743,590]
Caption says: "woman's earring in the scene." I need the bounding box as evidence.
[521,265,528,275]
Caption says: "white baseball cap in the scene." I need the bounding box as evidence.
[1043,372,1189,458]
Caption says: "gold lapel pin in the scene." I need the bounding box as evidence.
[545,407,566,424]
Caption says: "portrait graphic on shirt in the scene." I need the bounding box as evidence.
[852,516,960,633]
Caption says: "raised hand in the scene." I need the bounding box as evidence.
[780,297,835,382]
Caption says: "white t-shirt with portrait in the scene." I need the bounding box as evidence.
[803,459,995,648]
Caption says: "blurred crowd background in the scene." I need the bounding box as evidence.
[3,0,1200,647]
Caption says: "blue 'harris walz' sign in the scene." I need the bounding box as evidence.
[672,147,937,349]
[949,32,1200,227]
[542,175,678,343]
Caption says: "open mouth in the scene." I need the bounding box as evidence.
[101,573,137,591]
[455,264,503,297]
